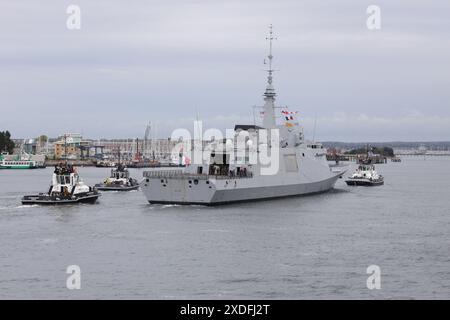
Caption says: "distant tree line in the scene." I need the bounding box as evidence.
[0,131,15,153]
[345,146,394,157]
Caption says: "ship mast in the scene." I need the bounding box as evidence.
[262,24,277,129]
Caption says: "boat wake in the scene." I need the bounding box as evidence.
[202,229,231,233]
[15,204,39,209]
[161,204,181,209]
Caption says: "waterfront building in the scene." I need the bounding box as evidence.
[54,133,92,160]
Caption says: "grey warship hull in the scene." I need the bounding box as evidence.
[141,171,343,206]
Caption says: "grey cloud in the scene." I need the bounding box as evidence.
[0,0,449,141]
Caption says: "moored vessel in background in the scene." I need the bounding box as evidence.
[0,152,45,169]
[95,160,116,168]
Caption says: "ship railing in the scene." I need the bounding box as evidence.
[143,170,253,180]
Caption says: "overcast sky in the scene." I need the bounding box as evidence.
[1,0,449,141]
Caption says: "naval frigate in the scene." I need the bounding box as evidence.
[141,25,347,205]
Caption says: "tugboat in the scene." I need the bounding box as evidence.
[95,164,139,191]
[345,164,384,186]
[21,163,100,205]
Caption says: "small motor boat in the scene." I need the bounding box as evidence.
[95,164,139,191]
[22,163,100,205]
[345,164,384,186]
